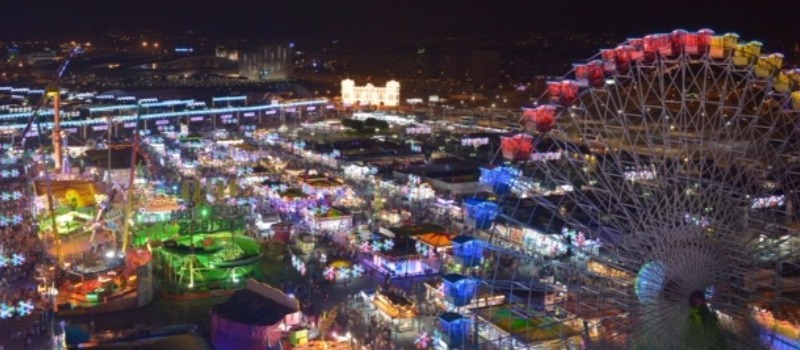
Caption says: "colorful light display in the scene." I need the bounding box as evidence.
[438,313,471,348]
[635,261,667,304]
[463,198,500,230]
[0,302,14,319]
[16,300,33,316]
[479,166,519,195]
[442,274,479,307]
[11,253,24,266]
[414,331,432,349]
[522,105,557,133]
[371,239,394,252]
[546,81,579,106]
[451,235,484,267]
[0,191,21,201]
[415,241,431,258]
[291,254,306,276]
[499,134,534,161]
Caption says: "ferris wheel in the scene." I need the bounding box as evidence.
[460,29,800,350]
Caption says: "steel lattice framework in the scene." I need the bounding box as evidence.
[473,30,800,350]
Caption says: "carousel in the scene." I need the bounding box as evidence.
[362,236,434,277]
[57,248,154,315]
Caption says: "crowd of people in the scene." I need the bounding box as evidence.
[0,179,54,349]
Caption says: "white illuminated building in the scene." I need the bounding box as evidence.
[341,79,400,107]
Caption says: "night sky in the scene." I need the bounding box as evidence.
[4,0,799,42]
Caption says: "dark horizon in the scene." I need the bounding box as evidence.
[3,0,799,44]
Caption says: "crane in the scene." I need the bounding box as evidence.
[20,45,81,267]
[21,45,82,166]
[120,105,143,253]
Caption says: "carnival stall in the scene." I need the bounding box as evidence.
[372,287,418,331]
[137,194,182,224]
[423,278,505,311]
[343,164,377,181]
[431,197,463,220]
[363,236,432,277]
[402,175,436,202]
[378,209,410,226]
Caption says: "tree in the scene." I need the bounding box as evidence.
[375,120,389,130]
[364,117,378,128]
[348,119,365,131]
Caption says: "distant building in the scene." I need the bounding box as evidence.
[238,43,293,81]
[26,51,59,65]
[341,79,400,107]
[215,47,239,61]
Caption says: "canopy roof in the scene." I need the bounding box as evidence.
[416,232,454,247]
[212,280,299,326]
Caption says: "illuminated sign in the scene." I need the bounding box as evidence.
[530,151,563,162]
[124,122,137,128]
[752,195,785,209]
[190,116,205,122]
[212,96,245,102]
[265,110,277,115]
[407,126,432,134]
[92,125,108,131]
[624,167,657,181]
[306,106,316,111]
[243,112,256,117]
[155,119,171,125]
[461,137,489,147]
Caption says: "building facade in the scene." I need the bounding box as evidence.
[341,79,400,107]
[238,43,293,81]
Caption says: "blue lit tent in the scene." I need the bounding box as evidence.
[438,312,471,348]
[451,235,484,267]
[463,198,500,229]
[442,273,479,307]
[479,166,519,195]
